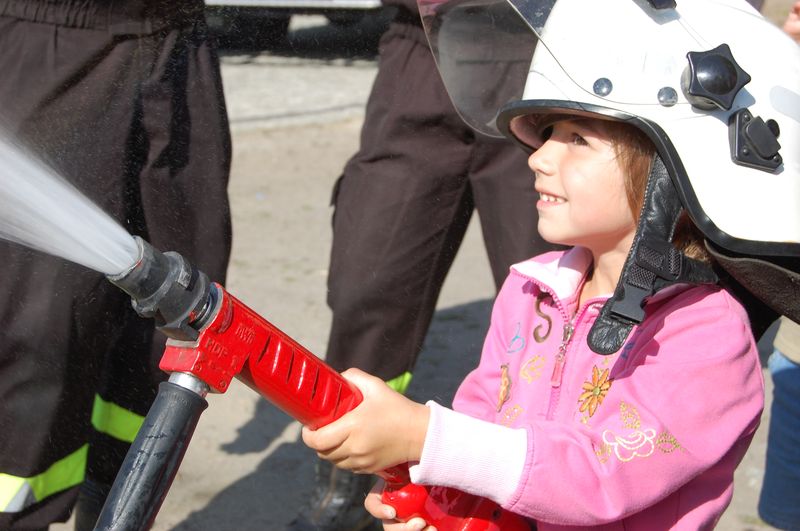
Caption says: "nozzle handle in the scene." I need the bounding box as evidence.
[94,380,208,531]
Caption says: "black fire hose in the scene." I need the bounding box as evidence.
[94,375,209,531]
[94,237,213,530]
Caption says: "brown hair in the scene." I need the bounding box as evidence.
[600,120,711,263]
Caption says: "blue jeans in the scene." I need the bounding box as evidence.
[758,349,800,530]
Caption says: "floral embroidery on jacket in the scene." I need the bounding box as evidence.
[533,293,552,343]
[506,322,526,354]
[655,431,683,453]
[595,402,683,464]
[620,401,640,429]
[601,427,657,462]
[497,364,512,412]
[500,405,524,427]
[520,355,546,383]
[578,366,612,417]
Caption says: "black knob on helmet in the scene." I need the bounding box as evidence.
[682,43,751,111]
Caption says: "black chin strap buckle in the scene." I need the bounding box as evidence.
[609,239,683,323]
[587,155,718,355]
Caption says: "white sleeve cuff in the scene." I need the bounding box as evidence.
[408,401,528,506]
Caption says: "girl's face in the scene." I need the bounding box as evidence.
[528,119,637,255]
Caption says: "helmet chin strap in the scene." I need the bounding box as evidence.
[587,155,719,355]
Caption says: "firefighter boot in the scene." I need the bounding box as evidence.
[287,460,381,531]
[73,479,111,531]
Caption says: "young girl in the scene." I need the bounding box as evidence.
[303,115,763,530]
[303,0,799,529]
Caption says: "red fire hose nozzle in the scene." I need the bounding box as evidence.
[98,237,530,531]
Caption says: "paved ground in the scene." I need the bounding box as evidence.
[51,3,795,529]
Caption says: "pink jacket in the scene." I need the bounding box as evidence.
[409,248,764,530]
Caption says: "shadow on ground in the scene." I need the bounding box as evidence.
[170,298,492,530]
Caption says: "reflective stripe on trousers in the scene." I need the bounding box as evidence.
[0,445,87,512]
[386,372,413,394]
[90,394,145,444]
[0,394,145,513]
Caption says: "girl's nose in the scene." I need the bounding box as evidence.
[528,141,556,177]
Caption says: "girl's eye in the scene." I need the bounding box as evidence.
[571,133,588,146]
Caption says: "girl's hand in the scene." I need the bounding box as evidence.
[301,368,430,474]
[365,480,437,531]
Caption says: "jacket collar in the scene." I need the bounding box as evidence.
[510,247,593,302]
[511,246,696,309]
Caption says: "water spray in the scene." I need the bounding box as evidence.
[0,135,138,275]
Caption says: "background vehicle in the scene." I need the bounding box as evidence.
[205,0,390,46]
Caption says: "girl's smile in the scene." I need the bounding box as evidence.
[536,190,566,207]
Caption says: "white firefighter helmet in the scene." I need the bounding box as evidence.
[418,0,800,345]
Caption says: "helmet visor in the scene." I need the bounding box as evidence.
[418,0,553,137]
[418,0,752,137]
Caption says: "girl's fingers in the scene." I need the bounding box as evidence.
[364,486,437,531]
[301,419,350,452]
[405,517,429,531]
[364,482,399,521]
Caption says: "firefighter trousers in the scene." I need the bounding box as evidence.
[324,14,555,388]
[0,0,232,527]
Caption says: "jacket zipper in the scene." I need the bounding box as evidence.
[545,317,574,420]
[543,301,604,420]
[520,272,605,420]
[550,319,575,387]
